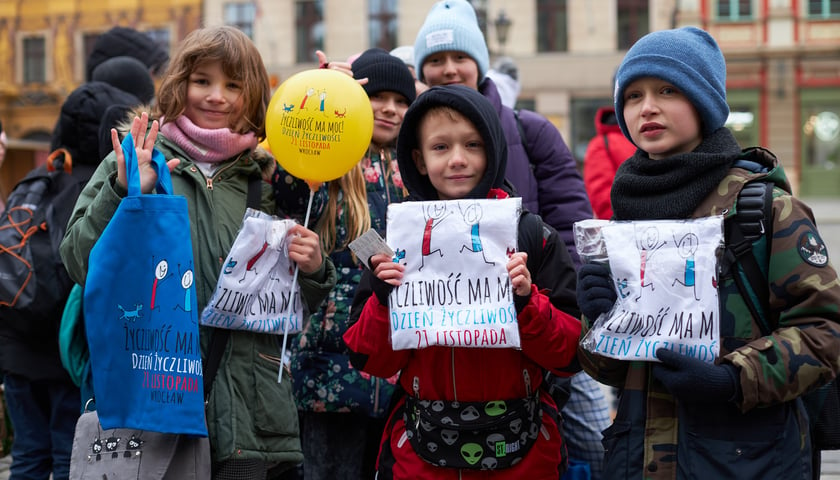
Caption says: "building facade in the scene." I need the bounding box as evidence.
[0,0,202,197]
[206,0,840,197]
[0,0,838,198]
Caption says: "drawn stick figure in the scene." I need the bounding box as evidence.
[458,203,494,266]
[150,259,171,311]
[300,88,315,110]
[671,232,701,301]
[240,240,269,283]
[419,203,451,271]
[634,226,666,302]
[174,264,195,316]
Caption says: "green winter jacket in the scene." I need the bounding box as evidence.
[579,148,840,479]
[59,133,337,467]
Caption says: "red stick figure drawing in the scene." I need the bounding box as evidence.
[634,226,666,302]
[240,240,270,283]
[150,259,170,311]
[300,88,315,109]
[419,203,451,271]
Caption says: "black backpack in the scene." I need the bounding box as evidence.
[724,157,840,452]
[0,149,85,337]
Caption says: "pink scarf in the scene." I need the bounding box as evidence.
[160,115,258,163]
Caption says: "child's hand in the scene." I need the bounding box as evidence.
[316,50,369,86]
[288,224,323,274]
[507,252,531,297]
[370,253,404,286]
[113,112,180,194]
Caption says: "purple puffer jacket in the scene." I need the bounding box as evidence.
[480,78,593,267]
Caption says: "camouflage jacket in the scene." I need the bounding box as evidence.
[579,148,840,479]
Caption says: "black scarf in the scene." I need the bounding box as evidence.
[611,128,742,220]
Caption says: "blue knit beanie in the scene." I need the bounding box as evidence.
[614,27,729,142]
[413,0,490,83]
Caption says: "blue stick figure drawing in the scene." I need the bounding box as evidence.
[173,263,195,318]
[671,231,701,301]
[458,202,494,266]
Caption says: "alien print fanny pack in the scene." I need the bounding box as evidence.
[404,393,542,470]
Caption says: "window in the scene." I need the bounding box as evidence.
[724,90,759,147]
[537,0,568,52]
[800,89,840,196]
[369,0,398,51]
[225,2,257,39]
[808,0,840,18]
[717,0,752,21]
[23,36,45,84]
[83,32,100,65]
[296,0,324,63]
[617,0,649,50]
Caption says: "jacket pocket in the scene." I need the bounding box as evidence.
[252,351,298,436]
[678,402,801,479]
[601,420,641,478]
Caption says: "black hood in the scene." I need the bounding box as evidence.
[396,85,507,201]
[50,82,141,166]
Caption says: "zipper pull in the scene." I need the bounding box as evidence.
[523,369,532,396]
[412,376,420,396]
[206,177,213,190]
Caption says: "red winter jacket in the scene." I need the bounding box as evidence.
[583,107,637,220]
[343,216,582,479]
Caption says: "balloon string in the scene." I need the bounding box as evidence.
[278,187,316,383]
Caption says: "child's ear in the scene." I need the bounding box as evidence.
[412,149,428,175]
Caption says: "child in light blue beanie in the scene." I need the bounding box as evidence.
[413,0,490,83]
[577,25,840,480]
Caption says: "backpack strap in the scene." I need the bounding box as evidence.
[513,109,533,165]
[203,174,263,399]
[724,176,774,335]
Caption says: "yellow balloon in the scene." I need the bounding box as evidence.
[266,69,373,183]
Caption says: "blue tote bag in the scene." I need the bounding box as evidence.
[84,134,207,436]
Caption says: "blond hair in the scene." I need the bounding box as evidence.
[316,162,370,254]
[155,26,270,139]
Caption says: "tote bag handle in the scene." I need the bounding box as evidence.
[122,132,173,196]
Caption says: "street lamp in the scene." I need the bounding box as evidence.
[494,10,512,54]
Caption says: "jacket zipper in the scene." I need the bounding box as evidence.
[204,152,246,190]
[373,378,380,413]
[523,369,532,397]
[451,348,458,402]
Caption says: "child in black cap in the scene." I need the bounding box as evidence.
[344,85,583,479]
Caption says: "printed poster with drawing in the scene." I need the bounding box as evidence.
[574,216,724,363]
[385,197,521,350]
[200,209,303,334]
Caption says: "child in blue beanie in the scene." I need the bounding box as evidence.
[576,26,840,479]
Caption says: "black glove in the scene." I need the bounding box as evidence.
[652,348,741,403]
[576,263,617,320]
[369,272,394,306]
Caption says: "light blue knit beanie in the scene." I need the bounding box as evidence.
[413,0,490,83]
[614,27,729,142]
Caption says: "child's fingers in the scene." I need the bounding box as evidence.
[110,128,122,157]
[143,119,159,150]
